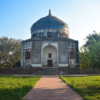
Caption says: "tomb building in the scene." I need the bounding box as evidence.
[21,10,79,67]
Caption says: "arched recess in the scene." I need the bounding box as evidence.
[42,44,58,67]
[69,51,75,67]
[70,51,75,59]
[24,51,31,67]
[25,51,30,59]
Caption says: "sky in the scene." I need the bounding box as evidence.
[0,0,100,47]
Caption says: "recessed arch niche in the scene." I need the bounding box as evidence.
[42,44,57,67]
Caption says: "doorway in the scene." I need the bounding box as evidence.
[48,60,52,67]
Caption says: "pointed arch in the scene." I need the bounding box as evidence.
[70,51,75,59]
[25,51,30,59]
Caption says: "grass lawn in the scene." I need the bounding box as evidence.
[0,75,41,100]
[60,75,100,100]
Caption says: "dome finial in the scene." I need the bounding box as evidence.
[49,9,51,16]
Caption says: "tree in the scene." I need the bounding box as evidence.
[83,31,100,48]
[0,37,21,67]
[79,48,90,69]
[80,37,100,69]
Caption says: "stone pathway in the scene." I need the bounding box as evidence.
[22,76,84,100]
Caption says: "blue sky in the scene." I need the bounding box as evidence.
[0,0,100,47]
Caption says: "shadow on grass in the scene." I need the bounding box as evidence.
[0,85,33,100]
[0,75,41,100]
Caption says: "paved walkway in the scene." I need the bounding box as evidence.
[22,76,84,100]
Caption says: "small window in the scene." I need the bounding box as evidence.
[48,33,52,37]
[40,32,44,37]
[48,53,52,58]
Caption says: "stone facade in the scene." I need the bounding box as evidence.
[21,38,79,67]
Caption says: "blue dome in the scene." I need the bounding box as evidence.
[31,12,69,33]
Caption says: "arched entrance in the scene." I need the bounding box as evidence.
[42,45,57,67]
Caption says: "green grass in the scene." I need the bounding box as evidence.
[60,75,100,100]
[0,75,41,100]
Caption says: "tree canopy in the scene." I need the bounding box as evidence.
[83,31,100,48]
[80,31,100,69]
[0,37,21,67]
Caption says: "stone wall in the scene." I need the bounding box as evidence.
[58,68,100,74]
[0,68,100,74]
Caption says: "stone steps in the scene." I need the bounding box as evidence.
[31,68,69,75]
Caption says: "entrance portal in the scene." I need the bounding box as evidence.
[43,45,57,67]
[48,60,52,67]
